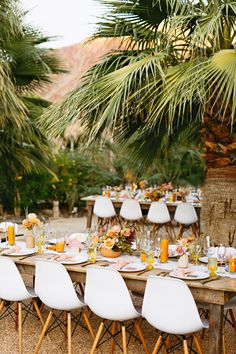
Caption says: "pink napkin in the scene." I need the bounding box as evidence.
[113,260,131,270]
[65,237,84,250]
[173,268,192,278]
[2,246,21,255]
[55,254,76,262]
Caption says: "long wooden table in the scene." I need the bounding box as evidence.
[14,254,236,354]
[81,196,201,228]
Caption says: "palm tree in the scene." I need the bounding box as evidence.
[43,0,236,244]
[0,0,64,212]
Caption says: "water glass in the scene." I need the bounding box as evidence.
[208,257,218,277]
[146,249,155,270]
[217,244,226,274]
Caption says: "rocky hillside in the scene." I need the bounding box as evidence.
[40,37,124,103]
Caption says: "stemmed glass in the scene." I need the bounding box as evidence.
[217,244,226,274]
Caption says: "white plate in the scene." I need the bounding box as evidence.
[1,248,36,257]
[109,262,146,272]
[169,271,209,280]
[198,256,208,264]
[58,254,88,265]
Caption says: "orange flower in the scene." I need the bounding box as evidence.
[122,228,131,237]
[104,238,115,249]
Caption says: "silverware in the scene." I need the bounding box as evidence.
[80,261,95,267]
[201,276,220,285]
[19,253,36,260]
[137,268,150,276]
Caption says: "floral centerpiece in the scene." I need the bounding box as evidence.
[98,225,135,257]
[176,238,190,268]
[22,213,41,249]
[22,213,41,230]
[145,188,164,201]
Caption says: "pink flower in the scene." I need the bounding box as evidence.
[112,225,121,234]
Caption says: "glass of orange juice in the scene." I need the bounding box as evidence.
[7,225,15,246]
[56,236,65,253]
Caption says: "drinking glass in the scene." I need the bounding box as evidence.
[189,241,201,264]
[156,237,161,263]
[56,236,65,253]
[34,226,46,255]
[146,249,155,270]
[7,225,15,246]
[217,244,226,274]
[208,257,218,277]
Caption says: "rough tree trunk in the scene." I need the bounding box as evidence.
[201,166,236,246]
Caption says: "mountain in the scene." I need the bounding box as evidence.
[40,37,124,103]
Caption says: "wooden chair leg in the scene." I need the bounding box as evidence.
[90,322,104,354]
[82,310,95,339]
[18,302,22,354]
[34,310,53,354]
[164,335,171,354]
[67,312,72,354]
[183,339,189,354]
[110,321,116,354]
[177,224,184,240]
[134,319,149,354]
[193,334,203,354]
[0,300,4,313]
[32,299,45,326]
[229,309,236,332]
[121,325,127,354]
[152,334,162,354]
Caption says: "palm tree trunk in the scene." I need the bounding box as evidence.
[201,166,236,245]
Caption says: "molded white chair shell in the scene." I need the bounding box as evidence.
[0,222,18,234]
[120,199,143,221]
[85,266,140,321]
[174,203,198,225]
[142,276,208,335]
[0,257,35,301]
[147,202,171,224]
[35,260,85,311]
[93,196,116,218]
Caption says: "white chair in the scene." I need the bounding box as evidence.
[120,199,143,230]
[93,196,117,227]
[142,276,208,354]
[147,202,175,241]
[85,266,149,354]
[0,257,44,354]
[34,260,94,354]
[174,203,199,239]
[0,221,18,234]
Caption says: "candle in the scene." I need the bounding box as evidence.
[206,236,210,248]
[160,239,168,263]
[7,225,15,246]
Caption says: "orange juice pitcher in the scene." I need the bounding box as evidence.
[7,225,15,246]
[160,239,168,263]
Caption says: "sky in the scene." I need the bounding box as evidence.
[21,0,105,48]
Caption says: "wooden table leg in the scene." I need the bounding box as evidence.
[86,203,93,228]
[208,304,224,354]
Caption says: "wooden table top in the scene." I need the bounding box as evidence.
[13,253,236,305]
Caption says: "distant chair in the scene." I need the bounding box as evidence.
[34,260,94,354]
[174,203,199,239]
[0,221,18,234]
[93,196,117,227]
[142,276,208,354]
[119,199,143,229]
[0,257,44,354]
[85,266,149,354]
[147,202,175,241]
